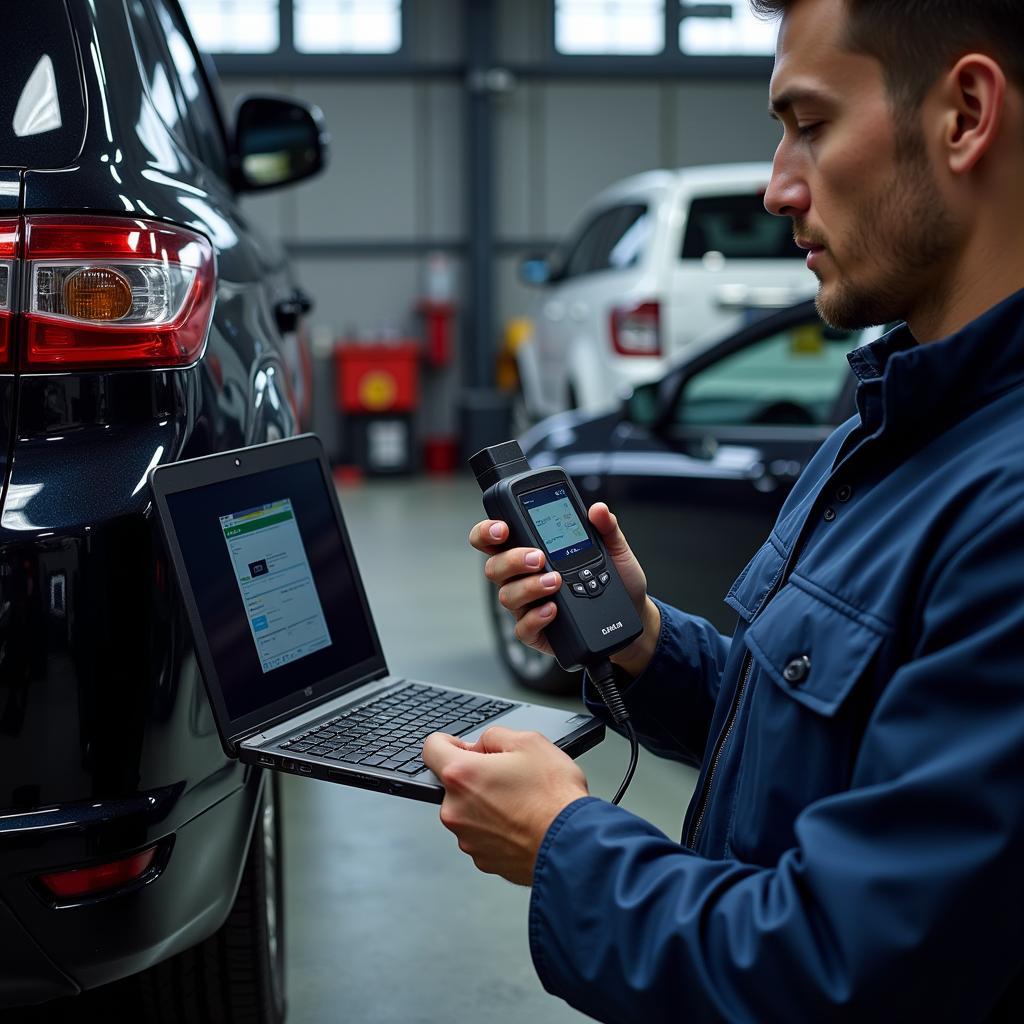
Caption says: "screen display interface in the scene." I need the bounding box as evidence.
[521,483,594,564]
[220,499,332,674]
[166,459,378,723]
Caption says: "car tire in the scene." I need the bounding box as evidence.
[84,773,287,1024]
[487,580,582,695]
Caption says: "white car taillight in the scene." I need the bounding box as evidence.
[611,300,661,356]
[22,215,215,370]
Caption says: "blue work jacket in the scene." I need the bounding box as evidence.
[529,288,1024,1022]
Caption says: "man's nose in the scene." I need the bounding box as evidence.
[763,145,810,219]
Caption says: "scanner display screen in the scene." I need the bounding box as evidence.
[521,484,594,564]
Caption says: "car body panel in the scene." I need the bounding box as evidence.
[0,0,316,1006]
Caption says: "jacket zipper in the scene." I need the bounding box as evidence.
[685,652,754,849]
[682,426,878,851]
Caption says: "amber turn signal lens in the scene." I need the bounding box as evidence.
[62,266,133,321]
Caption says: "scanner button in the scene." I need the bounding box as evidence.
[579,568,594,581]
[571,582,588,597]
[598,572,610,586]
[586,579,600,594]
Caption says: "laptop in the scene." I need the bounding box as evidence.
[149,434,604,804]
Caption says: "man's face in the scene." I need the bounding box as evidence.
[764,0,961,330]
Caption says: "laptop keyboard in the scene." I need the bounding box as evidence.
[278,683,516,776]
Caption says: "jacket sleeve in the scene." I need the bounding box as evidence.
[531,502,1024,1023]
[583,598,732,767]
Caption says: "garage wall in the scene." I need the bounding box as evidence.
[215,0,779,408]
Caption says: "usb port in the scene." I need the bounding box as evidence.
[298,764,312,774]
[257,755,275,767]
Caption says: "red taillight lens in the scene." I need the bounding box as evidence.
[0,218,19,369]
[38,845,158,900]
[23,216,215,370]
[610,300,661,356]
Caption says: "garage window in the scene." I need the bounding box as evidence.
[179,0,279,53]
[555,0,665,55]
[679,1,776,55]
[179,0,403,55]
[553,0,776,59]
[295,0,401,53]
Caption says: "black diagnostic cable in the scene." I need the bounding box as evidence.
[587,657,638,806]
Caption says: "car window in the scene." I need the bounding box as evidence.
[140,0,230,180]
[0,0,85,169]
[681,194,802,260]
[673,319,864,427]
[562,204,650,279]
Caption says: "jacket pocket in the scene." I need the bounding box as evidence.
[724,532,788,623]
[725,577,890,860]
[745,575,889,716]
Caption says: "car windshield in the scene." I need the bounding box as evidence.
[681,194,802,260]
[1,0,85,169]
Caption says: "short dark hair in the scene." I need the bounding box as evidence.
[751,1,1024,113]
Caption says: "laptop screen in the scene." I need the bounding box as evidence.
[164,456,379,723]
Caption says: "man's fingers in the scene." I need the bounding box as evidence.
[588,502,626,551]
[468,519,509,554]
[421,731,472,774]
[514,601,557,647]
[484,547,547,587]
[473,725,540,754]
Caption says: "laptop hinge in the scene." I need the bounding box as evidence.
[233,669,396,749]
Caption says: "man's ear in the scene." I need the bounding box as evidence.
[941,54,1006,175]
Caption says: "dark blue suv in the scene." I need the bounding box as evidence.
[0,2,326,1019]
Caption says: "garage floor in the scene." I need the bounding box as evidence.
[283,475,698,1024]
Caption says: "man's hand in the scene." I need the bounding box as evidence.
[421,726,589,886]
[468,501,661,678]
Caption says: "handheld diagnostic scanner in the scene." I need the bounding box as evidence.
[470,440,643,673]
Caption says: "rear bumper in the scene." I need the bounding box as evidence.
[0,767,260,1008]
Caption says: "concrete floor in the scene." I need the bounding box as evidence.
[283,475,698,1024]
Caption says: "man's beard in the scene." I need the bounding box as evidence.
[807,143,961,331]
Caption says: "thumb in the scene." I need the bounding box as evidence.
[421,731,473,773]
[588,502,630,559]
[473,725,539,754]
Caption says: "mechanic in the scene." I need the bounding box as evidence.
[422,0,1024,1019]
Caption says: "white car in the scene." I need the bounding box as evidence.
[514,163,817,421]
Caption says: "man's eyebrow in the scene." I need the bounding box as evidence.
[768,87,831,119]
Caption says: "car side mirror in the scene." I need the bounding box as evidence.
[518,255,553,287]
[232,96,329,192]
[625,380,661,427]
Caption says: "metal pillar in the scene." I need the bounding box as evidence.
[459,0,511,458]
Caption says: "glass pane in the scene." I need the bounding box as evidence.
[556,0,665,56]
[676,322,862,427]
[680,0,776,55]
[295,0,402,53]
[681,195,802,260]
[179,0,279,53]
[564,204,649,278]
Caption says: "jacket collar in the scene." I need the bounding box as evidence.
[847,286,1024,439]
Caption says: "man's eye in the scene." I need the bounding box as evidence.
[797,122,823,139]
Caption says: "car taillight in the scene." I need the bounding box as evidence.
[610,300,661,356]
[23,215,214,370]
[0,218,18,369]
[38,845,159,900]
